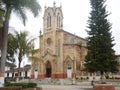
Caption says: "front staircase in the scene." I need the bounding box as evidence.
[29,78,74,85]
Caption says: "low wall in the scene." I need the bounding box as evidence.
[93,84,115,90]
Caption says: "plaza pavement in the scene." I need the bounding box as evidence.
[37,81,93,90]
[37,81,120,90]
[38,85,93,90]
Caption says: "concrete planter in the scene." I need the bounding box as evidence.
[93,84,115,90]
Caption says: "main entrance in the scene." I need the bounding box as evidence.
[46,61,52,77]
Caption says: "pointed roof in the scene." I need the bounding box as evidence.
[43,2,63,18]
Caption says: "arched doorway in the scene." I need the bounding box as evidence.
[67,61,72,78]
[46,61,52,77]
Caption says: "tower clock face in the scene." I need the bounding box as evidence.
[47,38,51,45]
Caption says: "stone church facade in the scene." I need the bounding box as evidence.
[31,3,87,79]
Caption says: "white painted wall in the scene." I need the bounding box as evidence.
[9,73,12,77]
[0,77,4,87]
[27,69,31,77]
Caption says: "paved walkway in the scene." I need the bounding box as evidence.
[36,80,120,90]
[38,84,120,90]
[38,85,93,90]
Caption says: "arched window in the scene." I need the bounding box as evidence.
[47,13,51,27]
[57,13,60,28]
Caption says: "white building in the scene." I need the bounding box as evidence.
[5,66,31,81]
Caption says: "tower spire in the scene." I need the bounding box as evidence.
[60,3,62,8]
[53,1,56,7]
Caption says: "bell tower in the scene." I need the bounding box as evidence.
[42,2,63,55]
[43,2,63,33]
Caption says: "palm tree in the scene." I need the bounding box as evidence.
[0,0,41,78]
[29,48,42,62]
[0,8,5,53]
[14,31,35,80]
[7,33,17,63]
[5,33,16,72]
[0,8,5,27]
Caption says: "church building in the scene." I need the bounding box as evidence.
[31,3,87,79]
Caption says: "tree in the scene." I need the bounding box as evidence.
[0,8,5,52]
[5,62,16,70]
[0,8,5,27]
[29,48,42,62]
[7,33,18,69]
[0,27,3,50]
[85,0,119,80]
[0,0,41,82]
[7,33,17,63]
[13,31,35,80]
[1,33,16,71]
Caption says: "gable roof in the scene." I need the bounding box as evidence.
[57,29,87,41]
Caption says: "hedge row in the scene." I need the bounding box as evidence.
[4,82,37,89]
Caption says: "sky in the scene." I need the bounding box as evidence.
[9,0,120,56]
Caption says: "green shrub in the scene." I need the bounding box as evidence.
[81,77,83,80]
[86,77,89,79]
[4,82,37,89]
[112,76,114,79]
[114,77,120,79]
[106,76,109,79]
[4,82,11,86]
[76,77,79,80]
